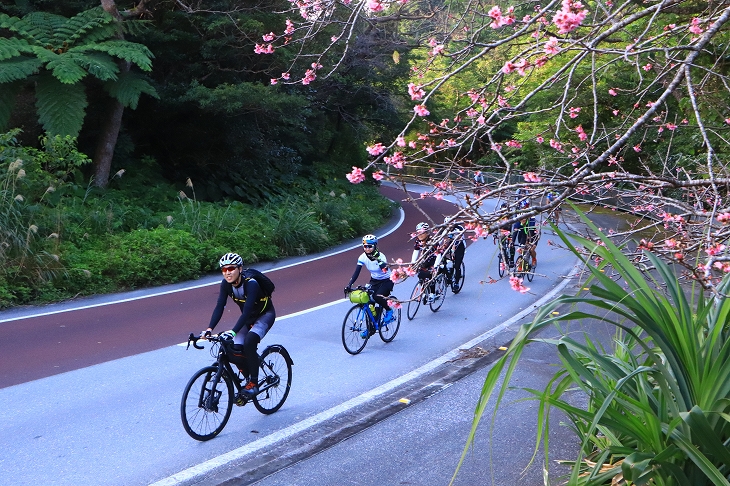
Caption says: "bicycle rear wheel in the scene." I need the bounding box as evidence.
[525,254,535,282]
[430,274,447,312]
[254,347,292,414]
[515,256,527,279]
[379,298,401,342]
[407,280,423,320]
[181,365,233,441]
[342,305,369,355]
[452,261,466,293]
[498,252,506,278]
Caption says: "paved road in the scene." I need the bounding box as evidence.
[0,184,588,485]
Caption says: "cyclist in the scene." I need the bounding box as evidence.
[443,217,466,292]
[344,234,395,326]
[202,252,275,397]
[546,191,562,224]
[411,222,443,302]
[473,171,485,195]
[494,203,514,268]
[511,215,539,268]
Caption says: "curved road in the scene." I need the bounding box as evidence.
[0,183,578,486]
[0,186,455,388]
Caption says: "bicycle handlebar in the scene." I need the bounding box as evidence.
[186,332,232,350]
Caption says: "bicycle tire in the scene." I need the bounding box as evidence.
[515,256,526,279]
[342,305,369,355]
[407,280,423,320]
[497,252,505,278]
[379,297,401,342]
[430,274,447,312]
[452,261,466,294]
[181,365,233,441]
[254,347,292,414]
[526,255,535,282]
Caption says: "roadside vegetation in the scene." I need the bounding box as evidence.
[0,128,394,308]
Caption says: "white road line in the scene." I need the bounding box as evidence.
[0,209,405,324]
[152,269,576,486]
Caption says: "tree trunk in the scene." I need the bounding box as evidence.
[92,0,126,188]
[92,98,125,187]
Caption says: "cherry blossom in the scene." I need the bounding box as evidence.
[372,170,385,181]
[414,104,430,117]
[509,276,530,293]
[608,88,617,96]
[552,0,588,34]
[366,143,386,156]
[408,83,425,100]
[262,32,276,42]
[544,37,560,55]
[346,167,365,184]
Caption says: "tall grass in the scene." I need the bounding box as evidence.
[455,210,730,485]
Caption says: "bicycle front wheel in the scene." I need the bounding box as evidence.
[452,261,466,294]
[254,347,293,414]
[525,255,535,282]
[497,252,506,278]
[379,298,401,343]
[407,280,423,320]
[181,365,233,441]
[430,274,447,312]
[342,305,369,355]
[515,256,526,279]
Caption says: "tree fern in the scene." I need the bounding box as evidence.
[81,40,154,71]
[67,52,119,82]
[0,38,31,61]
[0,57,42,83]
[35,75,87,136]
[103,71,158,109]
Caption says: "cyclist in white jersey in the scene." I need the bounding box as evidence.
[344,234,395,324]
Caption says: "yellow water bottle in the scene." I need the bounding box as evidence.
[369,304,376,314]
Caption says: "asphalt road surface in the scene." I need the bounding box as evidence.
[0,184,584,485]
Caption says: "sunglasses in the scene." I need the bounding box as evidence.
[221,265,239,273]
[363,244,375,249]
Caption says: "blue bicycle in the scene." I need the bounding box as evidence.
[342,286,401,355]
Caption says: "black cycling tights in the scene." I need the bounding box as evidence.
[244,331,261,382]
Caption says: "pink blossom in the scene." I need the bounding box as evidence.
[372,170,385,181]
[491,143,502,152]
[569,106,581,118]
[302,69,316,85]
[509,276,530,293]
[575,125,587,141]
[725,118,730,125]
[346,167,366,184]
[366,143,386,156]
[270,78,278,85]
[367,0,384,12]
[534,56,548,68]
[689,18,703,35]
[612,109,619,116]
[524,172,542,182]
[262,32,276,42]
[506,139,522,148]
[642,63,652,71]
[717,213,730,224]
[384,152,406,169]
[536,136,544,143]
[254,44,274,54]
[550,139,564,152]
[408,141,417,149]
[282,72,291,80]
[608,88,617,96]
[414,104,430,117]
[488,5,515,29]
[396,136,406,147]
[331,36,339,42]
[428,38,438,47]
[430,44,445,56]
[664,24,676,31]
[706,244,726,256]
[544,36,560,55]
[408,83,425,100]
[284,19,295,35]
[502,61,516,74]
[552,0,588,34]
[666,123,677,131]
[633,144,641,152]
[477,115,486,125]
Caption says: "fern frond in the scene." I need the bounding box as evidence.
[22,12,67,46]
[103,71,158,109]
[0,82,21,130]
[0,38,33,61]
[0,57,43,83]
[0,14,36,41]
[121,19,152,37]
[58,7,119,48]
[46,55,87,84]
[35,74,87,137]
[80,40,154,71]
[67,52,119,82]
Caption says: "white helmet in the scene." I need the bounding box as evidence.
[219,252,243,268]
[416,222,430,233]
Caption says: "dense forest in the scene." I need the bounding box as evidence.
[0,0,408,307]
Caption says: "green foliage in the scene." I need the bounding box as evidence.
[457,208,730,486]
[0,6,157,137]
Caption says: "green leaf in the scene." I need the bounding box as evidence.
[0,37,32,61]
[0,56,43,83]
[35,74,87,137]
[46,55,87,84]
[66,52,119,82]
[80,40,154,71]
[103,71,158,109]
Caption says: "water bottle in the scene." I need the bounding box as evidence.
[369,304,376,315]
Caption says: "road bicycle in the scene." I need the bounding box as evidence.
[406,271,447,320]
[513,243,536,282]
[181,333,293,441]
[495,234,513,278]
[442,251,466,294]
[342,286,401,355]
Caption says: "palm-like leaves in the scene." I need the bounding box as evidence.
[0,7,157,136]
[455,207,730,486]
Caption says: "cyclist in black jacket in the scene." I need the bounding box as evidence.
[202,252,275,397]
